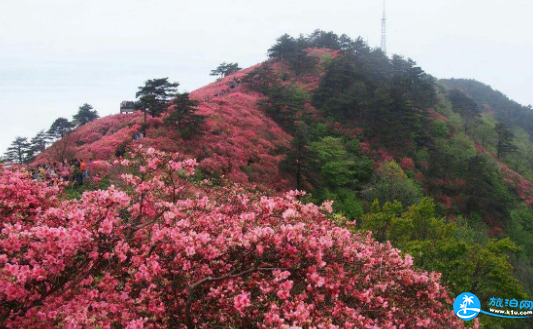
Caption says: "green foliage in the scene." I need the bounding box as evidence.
[360,198,527,329]
[464,154,512,219]
[363,161,422,207]
[474,113,498,147]
[63,178,111,200]
[268,34,298,60]
[309,136,356,189]
[73,103,99,126]
[495,122,518,159]
[311,50,434,150]
[210,62,241,78]
[314,188,364,219]
[431,119,449,138]
[448,89,481,136]
[263,32,533,314]
[258,84,308,131]
[268,33,318,78]
[440,78,533,140]
[243,61,277,94]
[48,117,74,139]
[164,93,205,139]
[4,137,31,164]
[135,78,179,119]
[28,130,51,159]
[507,207,533,297]
[279,122,315,190]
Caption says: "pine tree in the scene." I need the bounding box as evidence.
[48,118,74,139]
[73,103,99,126]
[268,34,297,60]
[135,78,179,121]
[29,130,51,158]
[287,37,318,80]
[210,62,241,78]
[5,137,31,164]
[495,122,518,159]
[164,93,205,139]
[243,62,277,94]
[258,85,307,132]
[280,122,315,190]
[307,29,340,49]
[448,89,481,136]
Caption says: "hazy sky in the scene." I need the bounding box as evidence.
[1,0,532,155]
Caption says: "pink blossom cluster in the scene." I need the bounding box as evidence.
[5,145,464,329]
[500,163,533,205]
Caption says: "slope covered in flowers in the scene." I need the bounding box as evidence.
[0,147,464,328]
[36,65,292,188]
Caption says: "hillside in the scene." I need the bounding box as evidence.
[17,30,533,328]
[37,66,293,189]
[440,78,533,136]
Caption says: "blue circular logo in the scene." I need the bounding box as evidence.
[454,292,481,321]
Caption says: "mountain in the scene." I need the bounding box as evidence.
[30,30,533,328]
[440,78,533,136]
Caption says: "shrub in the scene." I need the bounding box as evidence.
[0,147,462,328]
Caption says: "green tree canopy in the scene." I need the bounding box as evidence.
[29,130,51,158]
[48,117,74,139]
[5,137,31,164]
[210,62,241,78]
[495,122,518,159]
[164,93,205,139]
[135,78,179,119]
[360,198,526,329]
[363,161,422,207]
[73,103,99,126]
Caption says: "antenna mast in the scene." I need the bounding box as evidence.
[381,0,387,55]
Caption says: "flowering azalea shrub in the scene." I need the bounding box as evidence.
[0,147,463,328]
[500,163,533,206]
[0,169,62,224]
[88,160,113,182]
[399,157,415,172]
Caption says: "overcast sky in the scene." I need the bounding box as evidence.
[1,0,532,155]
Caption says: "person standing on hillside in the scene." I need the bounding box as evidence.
[71,159,82,185]
[80,159,88,181]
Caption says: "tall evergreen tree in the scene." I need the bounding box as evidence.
[243,61,277,94]
[307,29,340,49]
[495,122,518,159]
[258,85,307,132]
[135,78,179,121]
[280,123,315,190]
[210,62,241,78]
[268,34,297,60]
[73,103,99,126]
[287,36,318,80]
[164,93,205,139]
[48,117,74,139]
[5,137,31,164]
[448,89,481,136]
[29,130,51,158]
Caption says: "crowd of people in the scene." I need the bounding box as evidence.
[31,158,93,185]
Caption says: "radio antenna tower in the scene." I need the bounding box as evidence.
[381,0,387,55]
